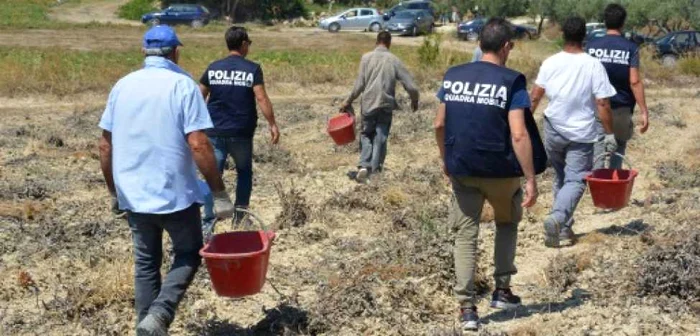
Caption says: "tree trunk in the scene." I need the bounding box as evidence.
[538,15,545,35]
[231,0,240,23]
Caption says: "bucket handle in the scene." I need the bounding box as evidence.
[593,152,633,169]
[205,207,271,243]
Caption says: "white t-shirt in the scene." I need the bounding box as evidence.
[535,52,616,143]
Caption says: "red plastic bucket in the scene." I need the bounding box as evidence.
[199,211,276,298]
[585,154,638,210]
[327,113,356,146]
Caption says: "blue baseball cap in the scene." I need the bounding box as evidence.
[143,25,183,49]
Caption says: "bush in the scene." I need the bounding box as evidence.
[678,57,700,76]
[418,34,442,67]
[117,0,158,21]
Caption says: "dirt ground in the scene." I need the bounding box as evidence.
[1,3,700,336]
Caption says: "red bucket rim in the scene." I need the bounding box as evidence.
[199,230,275,260]
[585,169,639,183]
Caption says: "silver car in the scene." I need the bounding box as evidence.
[319,8,384,33]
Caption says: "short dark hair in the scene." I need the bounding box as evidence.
[604,4,627,30]
[225,26,250,51]
[562,16,587,44]
[376,31,392,45]
[479,17,514,53]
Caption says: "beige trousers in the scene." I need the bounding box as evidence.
[450,176,523,306]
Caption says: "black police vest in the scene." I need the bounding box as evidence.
[443,62,547,178]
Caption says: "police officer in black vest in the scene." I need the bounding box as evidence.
[434,18,546,331]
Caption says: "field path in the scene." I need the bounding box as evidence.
[50,0,139,26]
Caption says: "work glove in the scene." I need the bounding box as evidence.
[212,191,235,220]
[603,134,618,154]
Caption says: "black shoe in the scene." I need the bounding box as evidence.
[460,306,479,331]
[490,288,522,310]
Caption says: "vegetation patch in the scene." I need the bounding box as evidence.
[117,0,158,21]
[637,233,700,301]
[656,161,700,189]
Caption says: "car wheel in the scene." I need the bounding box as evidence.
[329,22,340,33]
[191,19,204,28]
[662,54,678,67]
[369,22,381,32]
[148,18,160,26]
[467,31,478,42]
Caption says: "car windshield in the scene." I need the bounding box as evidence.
[465,18,485,25]
[396,11,416,19]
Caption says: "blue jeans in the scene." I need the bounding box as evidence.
[359,110,393,172]
[127,204,202,325]
[203,137,253,226]
[544,119,593,227]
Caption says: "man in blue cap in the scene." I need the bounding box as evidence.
[99,25,235,336]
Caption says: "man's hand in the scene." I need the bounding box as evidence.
[521,178,538,208]
[639,111,649,134]
[603,134,618,153]
[269,124,280,144]
[339,102,353,115]
[212,191,235,219]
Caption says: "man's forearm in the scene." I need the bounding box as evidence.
[259,96,277,126]
[190,139,225,193]
[512,134,535,180]
[631,82,648,114]
[435,127,446,162]
[98,133,116,193]
[597,99,614,134]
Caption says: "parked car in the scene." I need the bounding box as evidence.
[586,22,605,35]
[585,29,659,47]
[655,30,700,66]
[457,18,536,41]
[384,1,436,20]
[141,4,210,28]
[319,8,384,33]
[457,17,487,41]
[385,9,434,36]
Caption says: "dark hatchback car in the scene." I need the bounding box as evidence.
[654,30,700,66]
[457,18,536,41]
[385,10,434,36]
[384,0,436,20]
[141,4,211,28]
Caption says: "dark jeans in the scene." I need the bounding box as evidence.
[359,110,393,172]
[209,136,253,207]
[127,204,203,325]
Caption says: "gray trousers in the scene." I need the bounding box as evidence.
[544,119,593,227]
[451,176,522,307]
[593,107,634,169]
[359,109,393,172]
[127,204,203,326]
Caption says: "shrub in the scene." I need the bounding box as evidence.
[678,57,700,76]
[117,0,158,21]
[637,233,700,301]
[418,33,442,67]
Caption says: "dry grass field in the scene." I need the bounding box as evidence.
[1,1,699,335]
